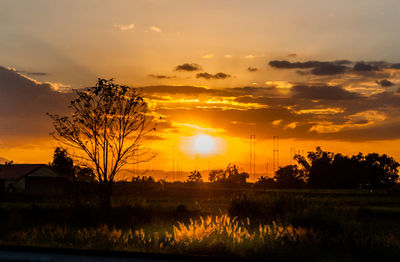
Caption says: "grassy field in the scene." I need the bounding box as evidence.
[1,186,400,261]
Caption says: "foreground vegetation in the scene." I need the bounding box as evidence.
[1,215,310,258]
[1,190,400,260]
[1,213,399,261]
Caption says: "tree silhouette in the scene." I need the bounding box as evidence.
[302,147,335,188]
[186,170,203,183]
[225,164,249,185]
[208,164,249,185]
[255,176,276,189]
[48,78,154,208]
[51,147,74,180]
[293,147,399,189]
[75,167,96,182]
[208,169,225,182]
[274,165,306,189]
[361,153,399,187]
[51,147,96,182]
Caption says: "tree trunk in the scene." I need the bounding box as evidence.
[100,182,113,209]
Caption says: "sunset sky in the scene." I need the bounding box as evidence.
[1,0,400,179]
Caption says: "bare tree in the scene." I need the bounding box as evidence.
[48,78,155,208]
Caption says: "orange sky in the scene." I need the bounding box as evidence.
[1,1,400,180]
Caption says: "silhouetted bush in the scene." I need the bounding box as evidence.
[274,165,306,189]
[228,193,367,233]
[186,170,203,183]
[290,147,400,189]
[208,164,249,186]
[255,176,276,189]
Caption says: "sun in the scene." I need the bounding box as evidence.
[194,134,215,154]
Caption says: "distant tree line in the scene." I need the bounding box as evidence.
[51,146,399,190]
[207,164,249,185]
[184,164,249,186]
[257,147,399,189]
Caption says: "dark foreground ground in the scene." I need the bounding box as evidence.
[1,185,400,261]
[0,245,258,262]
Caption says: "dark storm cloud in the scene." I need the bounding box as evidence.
[312,121,400,142]
[391,63,400,69]
[175,63,202,72]
[268,59,400,77]
[236,90,360,122]
[247,67,258,72]
[353,62,380,71]
[310,63,347,75]
[224,86,278,96]
[376,79,394,87]
[196,72,231,80]
[269,60,348,75]
[269,60,319,69]
[292,85,363,100]
[333,60,352,65]
[0,66,74,138]
[148,74,175,79]
[144,82,400,141]
[158,102,400,142]
[269,59,400,72]
[142,85,214,95]
[141,85,279,98]
[147,57,400,141]
[269,60,345,69]
[369,91,400,108]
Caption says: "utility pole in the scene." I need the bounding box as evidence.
[250,134,256,181]
[273,136,279,173]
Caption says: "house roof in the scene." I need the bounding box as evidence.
[0,164,47,180]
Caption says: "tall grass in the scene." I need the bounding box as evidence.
[2,214,399,260]
[3,190,400,260]
[1,215,312,256]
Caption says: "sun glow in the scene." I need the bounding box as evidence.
[194,134,215,154]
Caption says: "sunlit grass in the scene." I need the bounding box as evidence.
[1,215,312,255]
[2,212,400,259]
